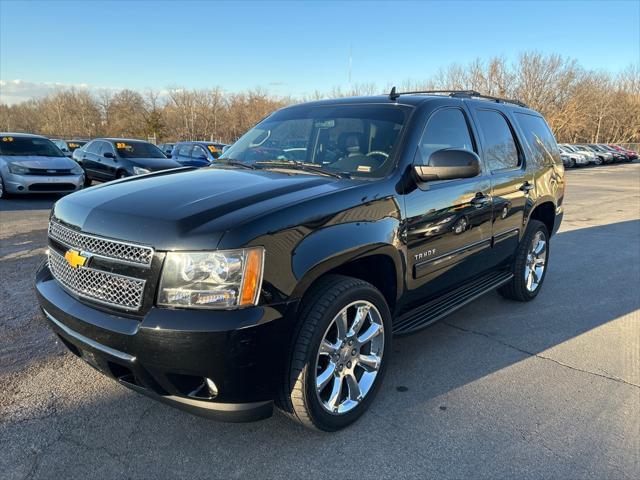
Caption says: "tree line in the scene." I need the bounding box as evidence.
[0,52,638,145]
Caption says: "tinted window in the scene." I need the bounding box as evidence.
[177,144,192,157]
[112,141,165,159]
[85,141,101,154]
[99,142,114,156]
[476,110,520,171]
[191,145,208,159]
[221,105,410,178]
[415,108,475,165]
[515,113,560,166]
[0,136,65,157]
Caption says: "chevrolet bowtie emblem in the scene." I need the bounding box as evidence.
[64,249,87,269]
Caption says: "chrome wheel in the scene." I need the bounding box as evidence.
[524,230,547,292]
[315,301,385,415]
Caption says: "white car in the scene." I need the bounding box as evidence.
[558,145,588,167]
[561,144,599,165]
[0,133,85,198]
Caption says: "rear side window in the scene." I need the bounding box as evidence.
[475,110,520,171]
[415,108,475,165]
[515,113,560,166]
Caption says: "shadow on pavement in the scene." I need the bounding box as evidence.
[1,220,638,478]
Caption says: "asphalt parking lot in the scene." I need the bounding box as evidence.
[1,164,638,479]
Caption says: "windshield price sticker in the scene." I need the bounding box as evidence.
[2,136,14,142]
[207,145,218,153]
[116,142,132,150]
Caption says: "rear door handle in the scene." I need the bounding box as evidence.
[520,181,534,192]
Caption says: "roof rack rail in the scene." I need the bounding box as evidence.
[387,87,528,108]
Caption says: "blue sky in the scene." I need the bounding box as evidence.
[1,0,638,103]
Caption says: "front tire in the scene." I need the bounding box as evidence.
[0,175,6,199]
[277,275,392,431]
[498,220,549,302]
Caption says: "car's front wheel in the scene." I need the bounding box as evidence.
[278,275,392,431]
[0,175,6,199]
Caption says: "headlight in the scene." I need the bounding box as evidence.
[133,166,151,175]
[158,248,265,308]
[71,165,84,175]
[8,163,29,175]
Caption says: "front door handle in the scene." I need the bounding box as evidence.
[520,181,534,192]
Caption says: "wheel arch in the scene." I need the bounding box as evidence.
[528,200,556,237]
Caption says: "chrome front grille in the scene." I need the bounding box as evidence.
[48,220,154,266]
[48,249,145,311]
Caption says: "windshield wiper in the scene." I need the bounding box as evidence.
[216,158,257,170]
[254,160,350,179]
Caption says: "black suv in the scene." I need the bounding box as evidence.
[36,90,565,431]
[73,138,181,184]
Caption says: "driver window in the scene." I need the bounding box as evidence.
[416,108,474,165]
[191,146,207,159]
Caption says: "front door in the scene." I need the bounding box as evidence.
[403,107,493,310]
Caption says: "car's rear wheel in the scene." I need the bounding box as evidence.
[498,220,549,302]
[0,175,7,199]
[277,275,392,431]
[594,156,603,166]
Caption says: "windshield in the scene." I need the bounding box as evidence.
[113,141,166,158]
[221,104,411,178]
[0,136,64,157]
[67,141,86,151]
[204,144,222,159]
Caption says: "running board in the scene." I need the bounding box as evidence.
[393,270,514,335]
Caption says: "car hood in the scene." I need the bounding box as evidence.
[125,157,182,170]
[52,167,353,250]
[0,155,78,169]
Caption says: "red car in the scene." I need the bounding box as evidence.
[608,144,638,161]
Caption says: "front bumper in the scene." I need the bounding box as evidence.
[4,172,84,194]
[35,262,297,422]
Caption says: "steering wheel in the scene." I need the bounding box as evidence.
[366,151,389,160]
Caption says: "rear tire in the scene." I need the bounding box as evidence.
[0,175,7,199]
[498,220,549,302]
[277,275,392,431]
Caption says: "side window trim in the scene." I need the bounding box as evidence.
[475,108,525,174]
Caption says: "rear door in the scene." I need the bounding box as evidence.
[404,106,493,306]
[471,107,531,264]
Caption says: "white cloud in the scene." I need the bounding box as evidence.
[0,79,118,105]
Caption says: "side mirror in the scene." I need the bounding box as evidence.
[414,149,481,182]
[103,151,115,159]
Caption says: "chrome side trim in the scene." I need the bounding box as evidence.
[414,238,491,273]
[43,308,136,362]
[493,228,520,244]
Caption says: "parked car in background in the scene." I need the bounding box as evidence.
[562,144,598,165]
[158,143,175,157]
[52,139,88,157]
[599,144,631,162]
[558,145,588,167]
[608,144,638,161]
[0,133,85,198]
[578,144,613,164]
[73,138,181,184]
[170,141,227,167]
